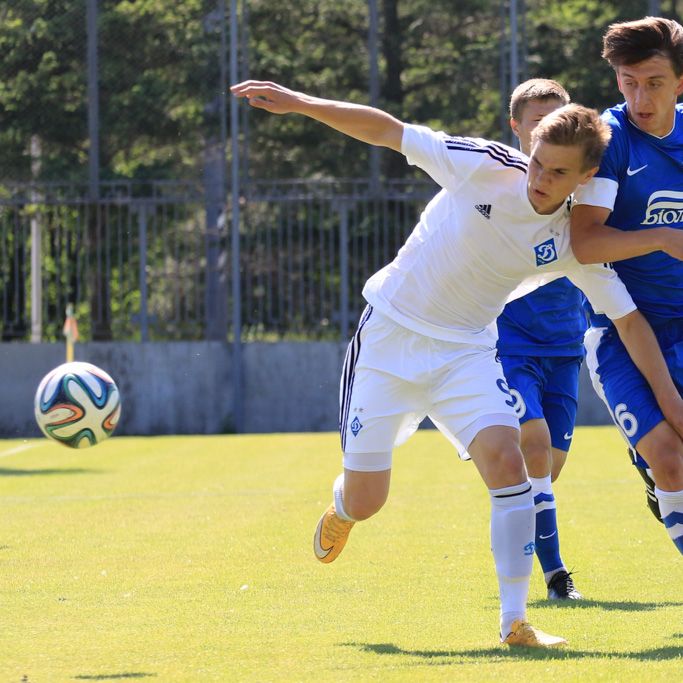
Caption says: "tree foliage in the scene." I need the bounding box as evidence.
[0,0,680,184]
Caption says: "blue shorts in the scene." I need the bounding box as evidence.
[585,323,683,458]
[498,353,582,451]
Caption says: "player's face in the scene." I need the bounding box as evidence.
[511,99,564,156]
[616,55,683,137]
[527,140,597,215]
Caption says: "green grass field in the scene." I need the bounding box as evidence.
[1,427,682,682]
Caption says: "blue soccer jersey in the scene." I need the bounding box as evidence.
[577,102,683,453]
[576,102,683,330]
[497,277,587,357]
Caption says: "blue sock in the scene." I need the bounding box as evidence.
[529,476,564,580]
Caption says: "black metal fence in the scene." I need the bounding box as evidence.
[0,179,437,342]
[241,179,436,339]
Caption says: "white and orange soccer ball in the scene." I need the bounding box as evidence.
[34,361,121,448]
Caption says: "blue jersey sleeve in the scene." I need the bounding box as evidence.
[577,103,683,326]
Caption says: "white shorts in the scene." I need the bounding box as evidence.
[339,307,520,471]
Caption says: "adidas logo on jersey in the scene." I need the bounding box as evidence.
[475,204,492,219]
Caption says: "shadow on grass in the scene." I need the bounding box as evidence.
[74,674,157,681]
[0,467,101,477]
[529,598,683,611]
[341,641,683,662]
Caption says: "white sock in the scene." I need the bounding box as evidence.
[333,473,355,522]
[654,486,683,555]
[528,475,552,496]
[490,481,534,638]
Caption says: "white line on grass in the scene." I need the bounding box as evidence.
[2,489,291,504]
[0,442,40,459]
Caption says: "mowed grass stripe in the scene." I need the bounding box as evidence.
[0,428,681,682]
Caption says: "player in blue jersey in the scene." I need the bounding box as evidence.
[571,17,683,554]
[498,79,585,600]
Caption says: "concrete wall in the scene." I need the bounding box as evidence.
[1,342,234,438]
[0,341,610,438]
[243,341,347,433]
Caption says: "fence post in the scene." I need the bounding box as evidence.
[86,0,100,202]
[30,211,42,343]
[30,136,42,343]
[338,201,349,340]
[509,0,519,95]
[204,142,228,340]
[203,0,229,342]
[138,204,149,342]
[230,0,244,433]
[368,0,380,194]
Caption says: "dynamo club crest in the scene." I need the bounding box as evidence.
[534,237,558,266]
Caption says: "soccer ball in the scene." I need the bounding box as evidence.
[34,361,121,448]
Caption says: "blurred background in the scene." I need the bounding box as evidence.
[0,0,673,435]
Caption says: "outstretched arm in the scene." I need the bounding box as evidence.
[612,310,683,440]
[230,80,404,152]
[570,205,683,264]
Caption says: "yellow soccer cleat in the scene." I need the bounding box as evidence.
[313,503,354,563]
[502,619,568,648]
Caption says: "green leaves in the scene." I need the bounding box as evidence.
[0,1,672,184]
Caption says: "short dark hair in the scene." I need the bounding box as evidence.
[509,78,570,121]
[602,16,683,76]
[531,104,612,171]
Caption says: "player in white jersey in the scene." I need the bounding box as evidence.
[571,17,683,556]
[231,80,683,647]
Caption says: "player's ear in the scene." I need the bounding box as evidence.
[578,166,599,185]
[675,73,683,97]
[510,118,521,140]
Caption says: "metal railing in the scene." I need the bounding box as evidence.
[0,179,437,342]
[242,179,436,339]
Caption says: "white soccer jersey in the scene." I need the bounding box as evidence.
[361,124,635,345]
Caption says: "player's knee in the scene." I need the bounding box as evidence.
[653,451,683,486]
[521,441,552,477]
[492,443,528,483]
[342,465,391,520]
[344,489,387,520]
[643,431,683,485]
[519,420,553,477]
[469,427,527,487]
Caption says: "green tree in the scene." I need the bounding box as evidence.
[2,1,677,185]
[0,1,87,181]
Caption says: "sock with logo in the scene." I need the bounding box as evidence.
[529,475,565,582]
[654,486,683,555]
[490,481,535,639]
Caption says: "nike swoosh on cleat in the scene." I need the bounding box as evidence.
[313,518,332,559]
[626,164,648,176]
[539,531,557,540]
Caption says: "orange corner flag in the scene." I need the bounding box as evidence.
[63,303,79,362]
